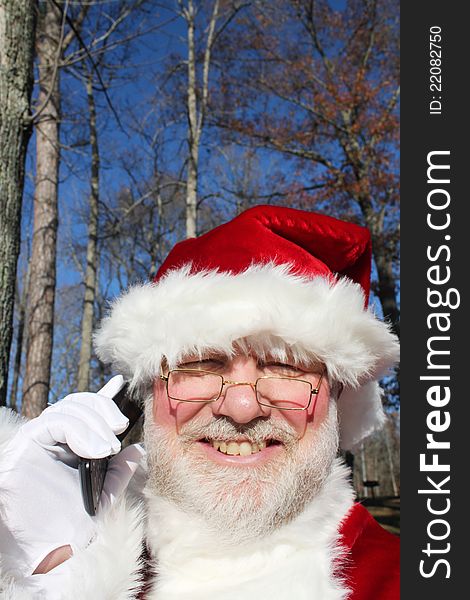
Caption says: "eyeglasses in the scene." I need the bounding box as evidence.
[159,368,324,411]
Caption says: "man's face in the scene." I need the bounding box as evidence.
[144,351,339,541]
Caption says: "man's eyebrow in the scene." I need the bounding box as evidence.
[260,352,324,369]
[178,354,228,364]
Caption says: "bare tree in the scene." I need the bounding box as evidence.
[22,0,66,417]
[76,69,100,391]
[71,0,162,388]
[24,1,168,398]
[214,0,400,336]
[180,0,219,237]
[21,0,113,416]
[158,1,248,238]
[0,0,36,406]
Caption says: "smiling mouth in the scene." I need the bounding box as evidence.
[201,438,281,456]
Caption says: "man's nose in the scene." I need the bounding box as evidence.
[213,380,271,423]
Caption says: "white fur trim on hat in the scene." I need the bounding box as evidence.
[94,263,399,450]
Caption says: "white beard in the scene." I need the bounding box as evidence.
[144,402,339,545]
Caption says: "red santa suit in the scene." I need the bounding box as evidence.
[340,503,399,599]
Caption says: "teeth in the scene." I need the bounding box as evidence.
[239,442,252,456]
[209,440,269,455]
[226,442,239,455]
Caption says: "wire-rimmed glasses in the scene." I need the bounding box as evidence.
[159,368,324,411]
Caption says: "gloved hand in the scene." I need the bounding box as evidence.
[0,375,145,579]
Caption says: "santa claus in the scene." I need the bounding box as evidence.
[0,206,399,599]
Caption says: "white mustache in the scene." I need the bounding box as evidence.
[178,416,299,448]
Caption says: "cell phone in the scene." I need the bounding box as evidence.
[78,383,143,516]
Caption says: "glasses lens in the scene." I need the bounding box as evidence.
[256,377,312,410]
[168,370,223,402]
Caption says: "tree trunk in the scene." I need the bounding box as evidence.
[374,245,400,338]
[77,73,100,392]
[360,443,368,498]
[384,419,398,496]
[185,0,198,239]
[0,0,36,406]
[184,0,219,239]
[357,196,400,338]
[22,1,62,417]
[9,265,30,411]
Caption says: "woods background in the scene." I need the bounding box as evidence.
[0,0,400,499]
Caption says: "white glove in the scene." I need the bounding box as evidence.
[0,375,145,579]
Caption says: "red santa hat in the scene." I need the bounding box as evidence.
[94,205,399,450]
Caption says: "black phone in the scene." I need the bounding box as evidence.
[78,383,143,516]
